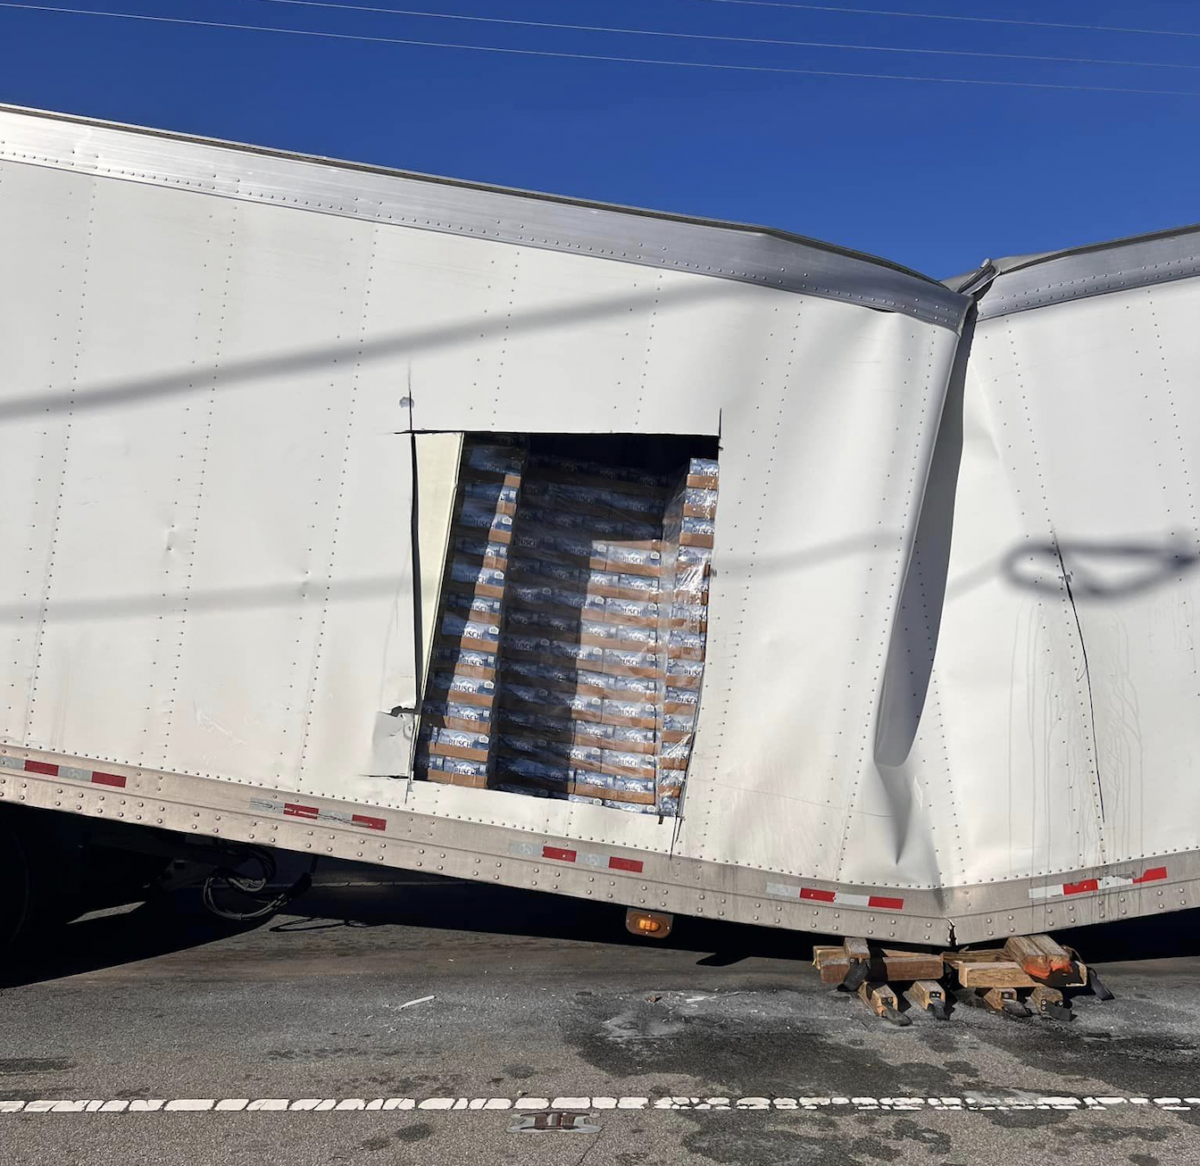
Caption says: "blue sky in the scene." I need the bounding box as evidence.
[2,0,1198,276]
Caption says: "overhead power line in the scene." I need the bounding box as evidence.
[667,0,1200,40]
[3,3,1200,96]
[236,0,1200,72]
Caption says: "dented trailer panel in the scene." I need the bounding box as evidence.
[1,104,1198,944]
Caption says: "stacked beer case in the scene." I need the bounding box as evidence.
[414,441,526,788]
[494,452,667,813]
[415,440,717,818]
[656,457,718,815]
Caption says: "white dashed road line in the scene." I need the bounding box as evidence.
[2,1095,1198,1115]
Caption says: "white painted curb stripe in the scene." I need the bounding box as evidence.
[2,1095,1198,1114]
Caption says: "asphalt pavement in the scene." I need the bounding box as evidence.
[3,861,1200,1165]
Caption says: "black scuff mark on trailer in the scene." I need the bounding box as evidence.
[403,381,422,799]
[1053,537,1105,822]
[406,381,423,712]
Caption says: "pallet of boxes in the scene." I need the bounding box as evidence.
[415,438,718,819]
[414,440,525,790]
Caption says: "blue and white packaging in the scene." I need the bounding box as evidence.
[505,635,553,655]
[463,480,518,507]
[603,699,653,724]
[442,613,501,643]
[466,444,524,475]
[606,674,658,699]
[450,562,506,589]
[550,641,605,667]
[670,629,705,653]
[446,593,503,620]
[453,535,508,561]
[433,646,496,672]
[580,620,618,642]
[604,648,649,672]
[609,774,655,796]
[604,752,654,776]
[610,725,655,748]
[667,658,705,682]
[429,727,490,752]
[607,597,658,622]
[563,692,603,718]
[502,756,567,783]
[619,574,660,598]
[440,756,489,779]
[510,583,553,606]
[442,674,495,699]
[502,659,573,687]
[620,625,658,648]
[425,700,491,725]
[588,570,621,592]
[684,487,717,516]
[607,544,661,570]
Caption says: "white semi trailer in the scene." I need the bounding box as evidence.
[2,104,1198,952]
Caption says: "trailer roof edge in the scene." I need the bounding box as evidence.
[0,102,967,332]
[972,222,1200,320]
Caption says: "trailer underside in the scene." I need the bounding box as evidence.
[4,746,1195,947]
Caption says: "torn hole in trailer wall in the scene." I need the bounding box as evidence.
[413,433,719,818]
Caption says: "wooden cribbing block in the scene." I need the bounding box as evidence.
[874,950,944,980]
[1029,983,1072,1021]
[907,979,949,1020]
[942,948,1009,964]
[952,960,1037,989]
[982,986,1017,1007]
[816,945,945,983]
[1004,935,1073,980]
[859,978,897,1017]
[909,980,946,1010]
[841,938,873,989]
[812,946,844,969]
[858,980,898,1016]
[812,946,943,986]
[981,986,1030,1016]
[858,981,911,1026]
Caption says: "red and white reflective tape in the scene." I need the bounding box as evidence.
[0,755,127,789]
[250,797,386,832]
[509,841,644,874]
[1029,866,1167,901]
[766,881,905,911]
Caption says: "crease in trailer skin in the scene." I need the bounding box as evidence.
[2,103,1199,952]
[868,308,977,883]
